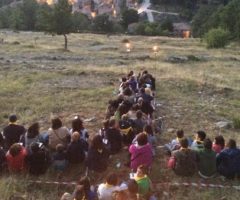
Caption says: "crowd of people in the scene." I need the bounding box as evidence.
[0,70,239,200]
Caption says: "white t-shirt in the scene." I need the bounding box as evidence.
[97,183,127,200]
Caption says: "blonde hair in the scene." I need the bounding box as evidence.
[72,131,80,142]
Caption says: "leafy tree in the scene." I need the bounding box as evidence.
[0,7,11,28]
[47,0,73,50]
[92,14,113,33]
[21,0,39,30]
[9,7,24,30]
[121,9,139,29]
[72,12,90,33]
[35,3,53,31]
[160,18,173,32]
[204,28,230,48]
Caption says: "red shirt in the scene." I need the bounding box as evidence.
[6,147,27,172]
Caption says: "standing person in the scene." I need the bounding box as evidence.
[3,114,26,150]
[6,143,27,173]
[66,132,88,164]
[71,116,89,142]
[25,142,50,175]
[191,131,206,151]
[197,138,217,178]
[168,138,198,176]
[212,135,225,154]
[86,135,109,173]
[106,119,122,154]
[216,139,240,179]
[48,117,70,150]
[25,122,40,152]
[129,133,153,172]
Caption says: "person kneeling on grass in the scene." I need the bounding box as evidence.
[168,138,198,177]
[97,172,127,200]
[197,138,217,178]
[216,139,240,179]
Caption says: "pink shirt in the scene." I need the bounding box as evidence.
[129,143,153,172]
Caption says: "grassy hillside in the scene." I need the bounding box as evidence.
[0,31,240,199]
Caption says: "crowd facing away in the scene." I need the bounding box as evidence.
[0,70,240,200]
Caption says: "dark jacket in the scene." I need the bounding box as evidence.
[25,149,50,175]
[86,147,109,173]
[106,128,122,154]
[66,140,88,164]
[216,148,240,179]
[197,149,217,177]
[172,148,198,176]
[3,124,26,149]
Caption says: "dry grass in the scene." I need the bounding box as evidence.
[0,31,240,199]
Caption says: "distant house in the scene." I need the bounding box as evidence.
[173,22,191,38]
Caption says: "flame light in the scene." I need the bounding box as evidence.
[91,12,96,18]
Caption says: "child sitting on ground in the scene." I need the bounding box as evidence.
[191,131,206,151]
[66,132,88,164]
[164,129,185,155]
[52,144,68,172]
[212,135,225,154]
[132,165,153,199]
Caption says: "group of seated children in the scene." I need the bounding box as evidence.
[166,130,240,179]
[61,165,155,200]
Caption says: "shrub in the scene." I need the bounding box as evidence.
[233,117,240,129]
[204,28,230,48]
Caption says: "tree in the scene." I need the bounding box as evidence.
[47,0,73,50]
[35,3,53,31]
[72,12,90,33]
[121,9,139,29]
[92,14,113,33]
[21,0,39,30]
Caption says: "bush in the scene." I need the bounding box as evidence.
[204,28,230,48]
[233,117,240,129]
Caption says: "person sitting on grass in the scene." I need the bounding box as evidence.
[197,138,217,179]
[133,110,146,135]
[143,125,157,156]
[129,132,153,172]
[119,114,135,146]
[164,129,187,155]
[71,116,89,142]
[216,139,240,179]
[25,122,41,153]
[61,185,86,200]
[25,142,50,175]
[99,119,109,139]
[212,135,225,154]
[66,132,88,164]
[48,117,70,150]
[133,165,153,199]
[6,143,27,173]
[86,135,109,173]
[78,176,97,200]
[191,130,206,151]
[97,172,127,200]
[52,144,68,172]
[112,179,141,200]
[168,138,198,177]
[0,145,6,172]
[3,114,26,150]
[106,119,122,154]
